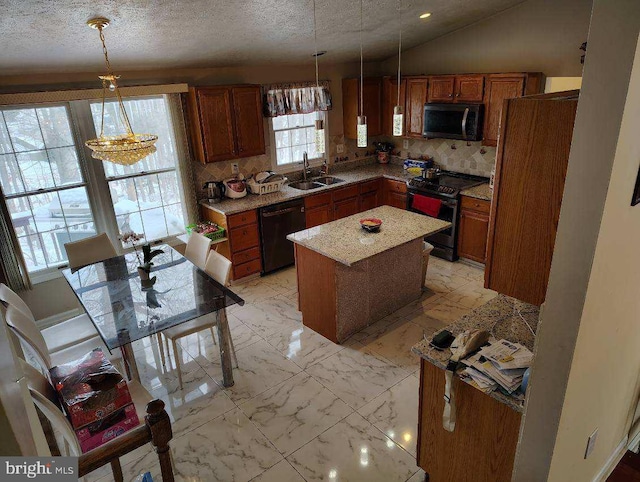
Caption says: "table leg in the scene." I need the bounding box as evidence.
[216,308,235,387]
[120,343,140,382]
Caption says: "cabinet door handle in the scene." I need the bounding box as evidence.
[448,93,453,98]
[456,92,461,97]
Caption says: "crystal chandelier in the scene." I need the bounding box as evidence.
[85,17,158,166]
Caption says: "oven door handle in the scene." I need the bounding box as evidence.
[461,107,469,141]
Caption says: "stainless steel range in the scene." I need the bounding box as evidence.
[406,171,488,261]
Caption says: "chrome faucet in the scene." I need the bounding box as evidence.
[302,152,311,181]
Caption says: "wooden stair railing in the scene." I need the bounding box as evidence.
[78,399,174,482]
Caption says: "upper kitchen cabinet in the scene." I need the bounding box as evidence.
[342,78,383,139]
[485,90,578,305]
[427,75,484,103]
[405,77,429,138]
[187,85,265,163]
[382,77,406,136]
[482,73,544,146]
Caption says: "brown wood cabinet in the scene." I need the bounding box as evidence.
[359,179,382,211]
[200,206,262,281]
[342,78,382,140]
[417,360,521,482]
[485,90,579,305]
[405,77,429,138]
[458,196,491,263]
[382,77,406,136]
[332,185,360,220]
[427,75,484,103]
[304,192,332,229]
[382,179,407,209]
[187,85,265,163]
[482,73,544,146]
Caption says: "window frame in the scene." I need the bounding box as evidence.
[268,111,328,173]
[0,95,189,284]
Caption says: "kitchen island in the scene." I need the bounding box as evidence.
[287,205,450,343]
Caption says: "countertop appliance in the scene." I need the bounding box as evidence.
[223,178,247,199]
[259,199,306,274]
[203,181,226,203]
[423,103,484,141]
[407,171,488,261]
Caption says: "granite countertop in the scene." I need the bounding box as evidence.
[287,205,450,266]
[200,163,412,215]
[460,182,493,201]
[412,294,540,412]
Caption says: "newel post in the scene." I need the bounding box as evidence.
[145,399,175,482]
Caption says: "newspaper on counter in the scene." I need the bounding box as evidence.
[459,339,533,394]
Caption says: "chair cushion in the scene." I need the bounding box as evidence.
[50,337,122,371]
[43,314,99,353]
[162,313,217,341]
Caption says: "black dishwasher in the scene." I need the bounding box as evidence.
[259,199,306,274]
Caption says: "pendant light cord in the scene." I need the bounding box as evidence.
[313,0,319,89]
[360,0,363,118]
[397,0,402,106]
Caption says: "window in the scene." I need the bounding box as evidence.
[271,112,326,169]
[0,105,96,273]
[0,95,188,279]
[90,97,185,245]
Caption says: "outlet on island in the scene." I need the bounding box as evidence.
[231,162,239,175]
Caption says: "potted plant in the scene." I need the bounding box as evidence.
[372,141,394,164]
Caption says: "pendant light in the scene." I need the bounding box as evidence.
[312,0,325,155]
[85,17,158,166]
[393,0,404,136]
[357,0,367,148]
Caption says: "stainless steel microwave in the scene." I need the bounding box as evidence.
[422,103,484,141]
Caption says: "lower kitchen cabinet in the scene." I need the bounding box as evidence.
[359,179,382,211]
[383,179,408,209]
[333,196,359,220]
[304,192,332,228]
[458,196,491,263]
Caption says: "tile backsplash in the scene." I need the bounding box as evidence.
[378,136,496,179]
[192,131,496,198]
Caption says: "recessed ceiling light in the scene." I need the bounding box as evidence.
[419,12,431,19]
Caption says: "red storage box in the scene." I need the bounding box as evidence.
[49,348,134,429]
[75,403,139,453]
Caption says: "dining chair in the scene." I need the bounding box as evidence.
[64,233,118,270]
[183,232,212,270]
[158,249,237,389]
[20,359,152,456]
[0,283,99,353]
[3,304,123,373]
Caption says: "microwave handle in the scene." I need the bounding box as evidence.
[461,107,469,141]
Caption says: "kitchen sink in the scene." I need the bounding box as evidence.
[314,176,345,185]
[289,180,324,190]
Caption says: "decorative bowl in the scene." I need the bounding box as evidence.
[360,218,382,233]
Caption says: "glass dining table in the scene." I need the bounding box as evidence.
[61,245,244,387]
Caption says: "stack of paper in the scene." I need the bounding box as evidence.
[460,339,533,394]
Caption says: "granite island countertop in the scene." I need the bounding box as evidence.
[200,163,412,216]
[287,205,451,266]
[412,294,539,412]
[460,182,493,201]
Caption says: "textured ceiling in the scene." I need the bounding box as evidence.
[0,0,525,75]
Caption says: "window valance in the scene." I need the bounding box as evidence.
[263,81,332,117]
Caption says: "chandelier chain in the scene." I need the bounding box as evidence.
[359,0,363,117]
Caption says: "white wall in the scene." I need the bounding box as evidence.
[514,1,640,480]
[380,0,593,77]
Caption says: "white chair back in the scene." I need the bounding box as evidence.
[4,305,51,369]
[204,250,233,286]
[64,233,117,269]
[184,232,212,270]
[0,283,36,321]
[20,360,82,456]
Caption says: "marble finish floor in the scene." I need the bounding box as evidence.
[90,258,494,482]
